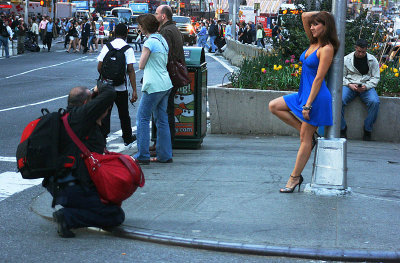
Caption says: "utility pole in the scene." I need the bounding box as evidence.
[232,0,237,40]
[24,0,29,23]
[307,0,349,195]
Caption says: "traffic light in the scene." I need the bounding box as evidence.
[40,0,45,6]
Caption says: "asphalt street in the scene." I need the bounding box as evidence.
[0,41,231,176]
[0,41,320,263]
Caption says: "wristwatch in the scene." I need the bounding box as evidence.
[302,105,312,110]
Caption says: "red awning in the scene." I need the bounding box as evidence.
[0,4,12,8]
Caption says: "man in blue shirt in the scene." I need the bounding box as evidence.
[64,19,72,48]
[197,22,207,48]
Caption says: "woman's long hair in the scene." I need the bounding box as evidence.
[309,11,340,55]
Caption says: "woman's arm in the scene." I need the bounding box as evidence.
[139,47,151,70]
[303,45,334,120]
[302,11,319,41]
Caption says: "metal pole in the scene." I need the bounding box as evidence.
[307,0,349,194]
[325,0,347,139]
[232,0,236,40]
[24,0,29,23]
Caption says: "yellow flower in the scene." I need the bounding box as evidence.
[395,73,399,77]
[273,65,278,70]
[278,65,282,70]
[380,68,384,73]
[394,68,399,73]
[294,64,299,68]
[390,67,393,72]
[383,64,388,69]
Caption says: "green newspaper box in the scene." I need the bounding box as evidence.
[151,47,207,149]
[173,47,207,149]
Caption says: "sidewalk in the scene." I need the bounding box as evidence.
[0,36,65,58]
[32,134,400,261]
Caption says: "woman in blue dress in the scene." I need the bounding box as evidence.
[269,11,340,193]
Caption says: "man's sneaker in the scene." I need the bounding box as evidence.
[124,134,137,147]
[363,128,372,141]
[53,210,75,238]
[340,126,347,139]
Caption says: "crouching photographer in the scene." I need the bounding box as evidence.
[44,84,125,238]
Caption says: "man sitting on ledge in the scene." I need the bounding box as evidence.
[340,38,380,141]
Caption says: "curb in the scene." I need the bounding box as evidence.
[103,225,400,262]
[32,195,400,262]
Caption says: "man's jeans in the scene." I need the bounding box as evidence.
[209,36,217,52]
[341,86,380,132]
[134,89,172,162]
[0,36,9,58]
[197,35,207,48]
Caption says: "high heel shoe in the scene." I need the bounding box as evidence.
[279,175,304,193]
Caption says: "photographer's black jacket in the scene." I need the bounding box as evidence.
[60,84,116,188]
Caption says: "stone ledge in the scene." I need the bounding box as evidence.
[208,87,400,142]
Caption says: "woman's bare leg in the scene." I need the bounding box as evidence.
[269,97,301,131]
[284,122,317,188]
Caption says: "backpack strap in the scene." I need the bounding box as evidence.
[119,44,131,88]
[106,42,114,51]
[120,44,131,53]
[62,113,92,158]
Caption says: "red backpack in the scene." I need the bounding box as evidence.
[16,109,72,179]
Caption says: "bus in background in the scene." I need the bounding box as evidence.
[111,7,133,23]
[129,2,149,14]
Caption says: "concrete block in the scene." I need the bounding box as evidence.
[208,87,400,142]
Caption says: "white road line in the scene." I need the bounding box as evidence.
[0,70,141,113]
[0,94,68,112]
[206,53,235,73]
[0,157,16,162]
[0,172,43,201]
[3,56,88,80]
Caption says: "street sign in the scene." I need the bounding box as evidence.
[254,3,260,10]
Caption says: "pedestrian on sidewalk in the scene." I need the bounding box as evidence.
[97,23,137,147]
[207,19,218,53]
[0,18,12,58]
[16,18,27,54]
[45,17,57,52]
[153,4,186,152]
[39,16,48,49]
[47,85,125,238]
[30,18,39,45]
[81,17,90,53]
[197,22,207,48]
[133,14,173,164]
[269,11,339,193]
[98,21,105,48]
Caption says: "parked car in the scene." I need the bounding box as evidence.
[172,15,197,46]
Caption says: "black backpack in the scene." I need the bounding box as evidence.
[100,43,131,86]
[16,109,73,179]
[0,20,9,38]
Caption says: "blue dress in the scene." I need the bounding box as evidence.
[283,48,333,126]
